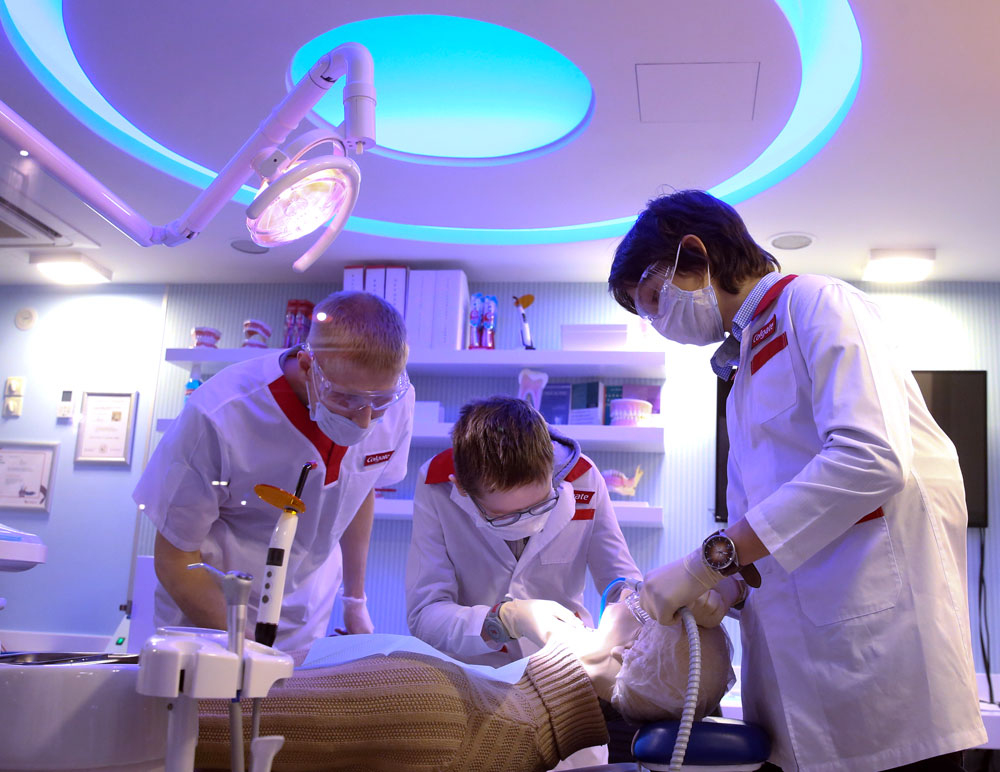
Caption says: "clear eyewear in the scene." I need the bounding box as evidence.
[635,260,677,320]
[472,486,560,528]
[303,342,410,413]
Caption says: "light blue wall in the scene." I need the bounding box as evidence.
[1,278,997,677]
[0,284,165,637]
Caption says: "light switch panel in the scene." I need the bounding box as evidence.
[3,396,23,417]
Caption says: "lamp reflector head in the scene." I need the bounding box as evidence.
[246,157,359,247]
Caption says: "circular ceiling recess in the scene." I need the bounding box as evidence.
[289,15,594,166]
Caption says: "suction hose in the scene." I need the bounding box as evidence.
[668,606,702,772]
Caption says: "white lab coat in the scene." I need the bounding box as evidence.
[406,441,639,771]
[726,274,986,771]
[406,444,641,666]
[133,350,414,651]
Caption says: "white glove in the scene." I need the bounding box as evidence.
[639,547,723,625]
[499,598,584,646]
[338,593,374,635]
[688,575,749,627]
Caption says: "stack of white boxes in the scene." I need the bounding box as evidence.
[343,265,469,350]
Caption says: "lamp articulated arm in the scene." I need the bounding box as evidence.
[0,42,375,262]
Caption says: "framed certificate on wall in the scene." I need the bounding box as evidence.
[75,391,139,465]
[0,441,59,512]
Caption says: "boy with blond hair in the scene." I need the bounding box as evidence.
[136,291,414,650]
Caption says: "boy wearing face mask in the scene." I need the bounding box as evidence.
[135,291,414,651]
[405,395,641,769]
[607,190,985,772]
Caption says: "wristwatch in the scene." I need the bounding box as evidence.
[481,601,513,649]
[701,530,762,588]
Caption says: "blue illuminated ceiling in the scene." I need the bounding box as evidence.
[290,15,594,165]
[0,1,862,246]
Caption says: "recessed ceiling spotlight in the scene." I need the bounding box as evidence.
[18,149,29,157]
[863,248,935,283]
[769,232,814,250]
[230,238,270,255]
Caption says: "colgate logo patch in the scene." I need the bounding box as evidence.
[751,316,777,348]
[574,490,595,505]
[364,451,394,467]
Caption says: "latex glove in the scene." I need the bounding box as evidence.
[639,547,723,625]
[499,599,585,647]
[688,576,747,627]
[336,594,374,635]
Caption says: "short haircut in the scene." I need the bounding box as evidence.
[308,290,408,373]
[451,396,554,500]
[608,189,780,313]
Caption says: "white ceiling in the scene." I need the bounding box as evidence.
[1,0,998,285]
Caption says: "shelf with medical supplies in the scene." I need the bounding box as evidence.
[164,347,667,379]
[373,497,663,528]
[155,417,664,452]
[409,421,664,452]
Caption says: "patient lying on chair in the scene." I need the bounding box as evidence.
[196,590,734,771]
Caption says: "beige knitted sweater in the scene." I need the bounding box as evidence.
[196,642,609,771]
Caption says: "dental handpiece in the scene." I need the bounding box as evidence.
[253,462,317,647]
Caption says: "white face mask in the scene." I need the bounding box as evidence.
[484,509,551,540]
[650,241,725,346]
[307,379,379,446]
[450,485,554,540]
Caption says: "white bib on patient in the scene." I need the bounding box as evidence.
[301,633,529,683]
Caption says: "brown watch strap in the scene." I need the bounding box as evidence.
[738,563,762,588]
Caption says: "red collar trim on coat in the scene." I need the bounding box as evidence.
[563,457,592,484]
[425,448,456,484]
[750,275,798,322]
[268,376,347,485]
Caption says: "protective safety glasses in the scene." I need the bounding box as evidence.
[600,578,652,626]
[303,342,410,413]
[472,486,559,528]
[634,260,677,320]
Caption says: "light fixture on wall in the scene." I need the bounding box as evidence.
[29,252,112,284]
[863,248,935,283]
[0,42,374,273]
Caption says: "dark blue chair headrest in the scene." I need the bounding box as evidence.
[632,717,771,766]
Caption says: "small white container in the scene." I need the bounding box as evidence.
[561,323,628,351]
[609,398,653,426]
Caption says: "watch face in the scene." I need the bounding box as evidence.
[703,534,735,570]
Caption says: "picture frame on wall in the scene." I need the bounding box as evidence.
[0,441,59,512]
[75,391,139,465]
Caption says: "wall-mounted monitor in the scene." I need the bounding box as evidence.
[715,370,988,528]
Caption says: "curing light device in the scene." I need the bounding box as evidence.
[0,43,374,272]
[253,461,317,647]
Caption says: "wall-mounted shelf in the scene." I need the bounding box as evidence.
[409,421,664,452]
[373,498,662,528]
[155,417,663,452]
[164,347,666,379]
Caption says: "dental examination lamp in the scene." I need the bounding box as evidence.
[0,42,374,272]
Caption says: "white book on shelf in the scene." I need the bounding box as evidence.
[384,265,408,317]
[364,265,386,297]
[343,265,364,292]
[431,269,469,350]
[405,270,435,348]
